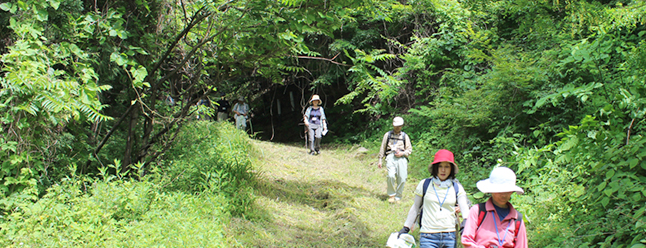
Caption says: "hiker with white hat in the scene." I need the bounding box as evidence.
[461,166,528,248]
[303,94,327,155]
[396,149,470,248]
[232,96,250,130]
[378,116,412,203]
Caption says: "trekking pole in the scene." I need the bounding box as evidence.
[249,118,253,134]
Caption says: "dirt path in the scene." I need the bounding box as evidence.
[231,140,424,247]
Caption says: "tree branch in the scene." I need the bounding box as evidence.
[291,54,350,66]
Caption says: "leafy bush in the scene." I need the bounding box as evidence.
[156,121,258,217]
[0,176,237,247]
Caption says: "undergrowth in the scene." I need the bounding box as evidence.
[0,121,256,247]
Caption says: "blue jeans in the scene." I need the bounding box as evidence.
[419,232,456,248]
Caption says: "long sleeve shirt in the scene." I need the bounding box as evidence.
[378,131,412,161]
[461,198,528,248]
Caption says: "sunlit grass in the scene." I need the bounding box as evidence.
[233,140,425,247]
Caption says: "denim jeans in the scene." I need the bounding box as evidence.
[419,232,456,248]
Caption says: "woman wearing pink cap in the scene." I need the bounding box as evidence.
[461,166,527,248]
[396,149,470,248]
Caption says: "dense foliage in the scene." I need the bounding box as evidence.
[1,0,646,246]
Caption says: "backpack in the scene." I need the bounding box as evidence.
[474,202,523,242]
[417,179,460,228]
[384,131,408,157]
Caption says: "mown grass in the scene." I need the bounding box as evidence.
[232,141,426,247]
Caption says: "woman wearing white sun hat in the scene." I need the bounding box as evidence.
[461,166,527,248]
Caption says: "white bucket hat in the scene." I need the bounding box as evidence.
[476,166,524,194]
[392,117,404,127]
[310,94,322,104]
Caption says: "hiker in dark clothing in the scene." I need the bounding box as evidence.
[216,94,231,122]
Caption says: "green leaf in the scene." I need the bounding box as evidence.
[597,181,607,191]
[49,0,61,9]
[632,193,641,202]
[629,158,639,169]
[600,197,610,207]
[130,66,148,87]
[559,136,578,151]
[606,169,615,178]
[603,188,614,197]
[0,3,11,11]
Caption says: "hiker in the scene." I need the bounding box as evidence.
[232,96,250,130]
[303,94,327,155]
[196,98,212,120]
[377,116,412,203]
[461,166,527,248]
[396,149,470,248]
[216,93,231,122]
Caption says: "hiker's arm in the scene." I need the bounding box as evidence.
[377,133,389,167]
[515,218,528,248]
[303,107,310,126]
[402,134,412,157]
[457,184,470,220]
[403,195,423,229]
[461,205,485,248]
[321,108,327,130]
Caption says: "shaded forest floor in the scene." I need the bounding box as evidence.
[230,140,425,247]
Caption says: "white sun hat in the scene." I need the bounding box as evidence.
[476,166,524,194]
[392,117,404,127]
[310,94,322,104]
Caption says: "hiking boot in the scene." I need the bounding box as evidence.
[309,151,316,155]
[315,150,320,155]
[388,196,396,203]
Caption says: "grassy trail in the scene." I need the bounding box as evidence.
[231,140,424,247]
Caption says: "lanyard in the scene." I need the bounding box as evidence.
[431,183,450,211]
[492,212,513,247]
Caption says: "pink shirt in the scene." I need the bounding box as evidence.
[461,199,528,248]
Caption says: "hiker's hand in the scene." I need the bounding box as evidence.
[377,161,382,169]
[397,226,410,238]
[455,206,461,214]
[394,150,403,157]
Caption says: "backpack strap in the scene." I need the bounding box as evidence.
[384,131,393,157]
[475,202,488,231]
[515,212,523,238]
[401,132,407,150]
[418,178,431,228]
[453,181,459,198]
